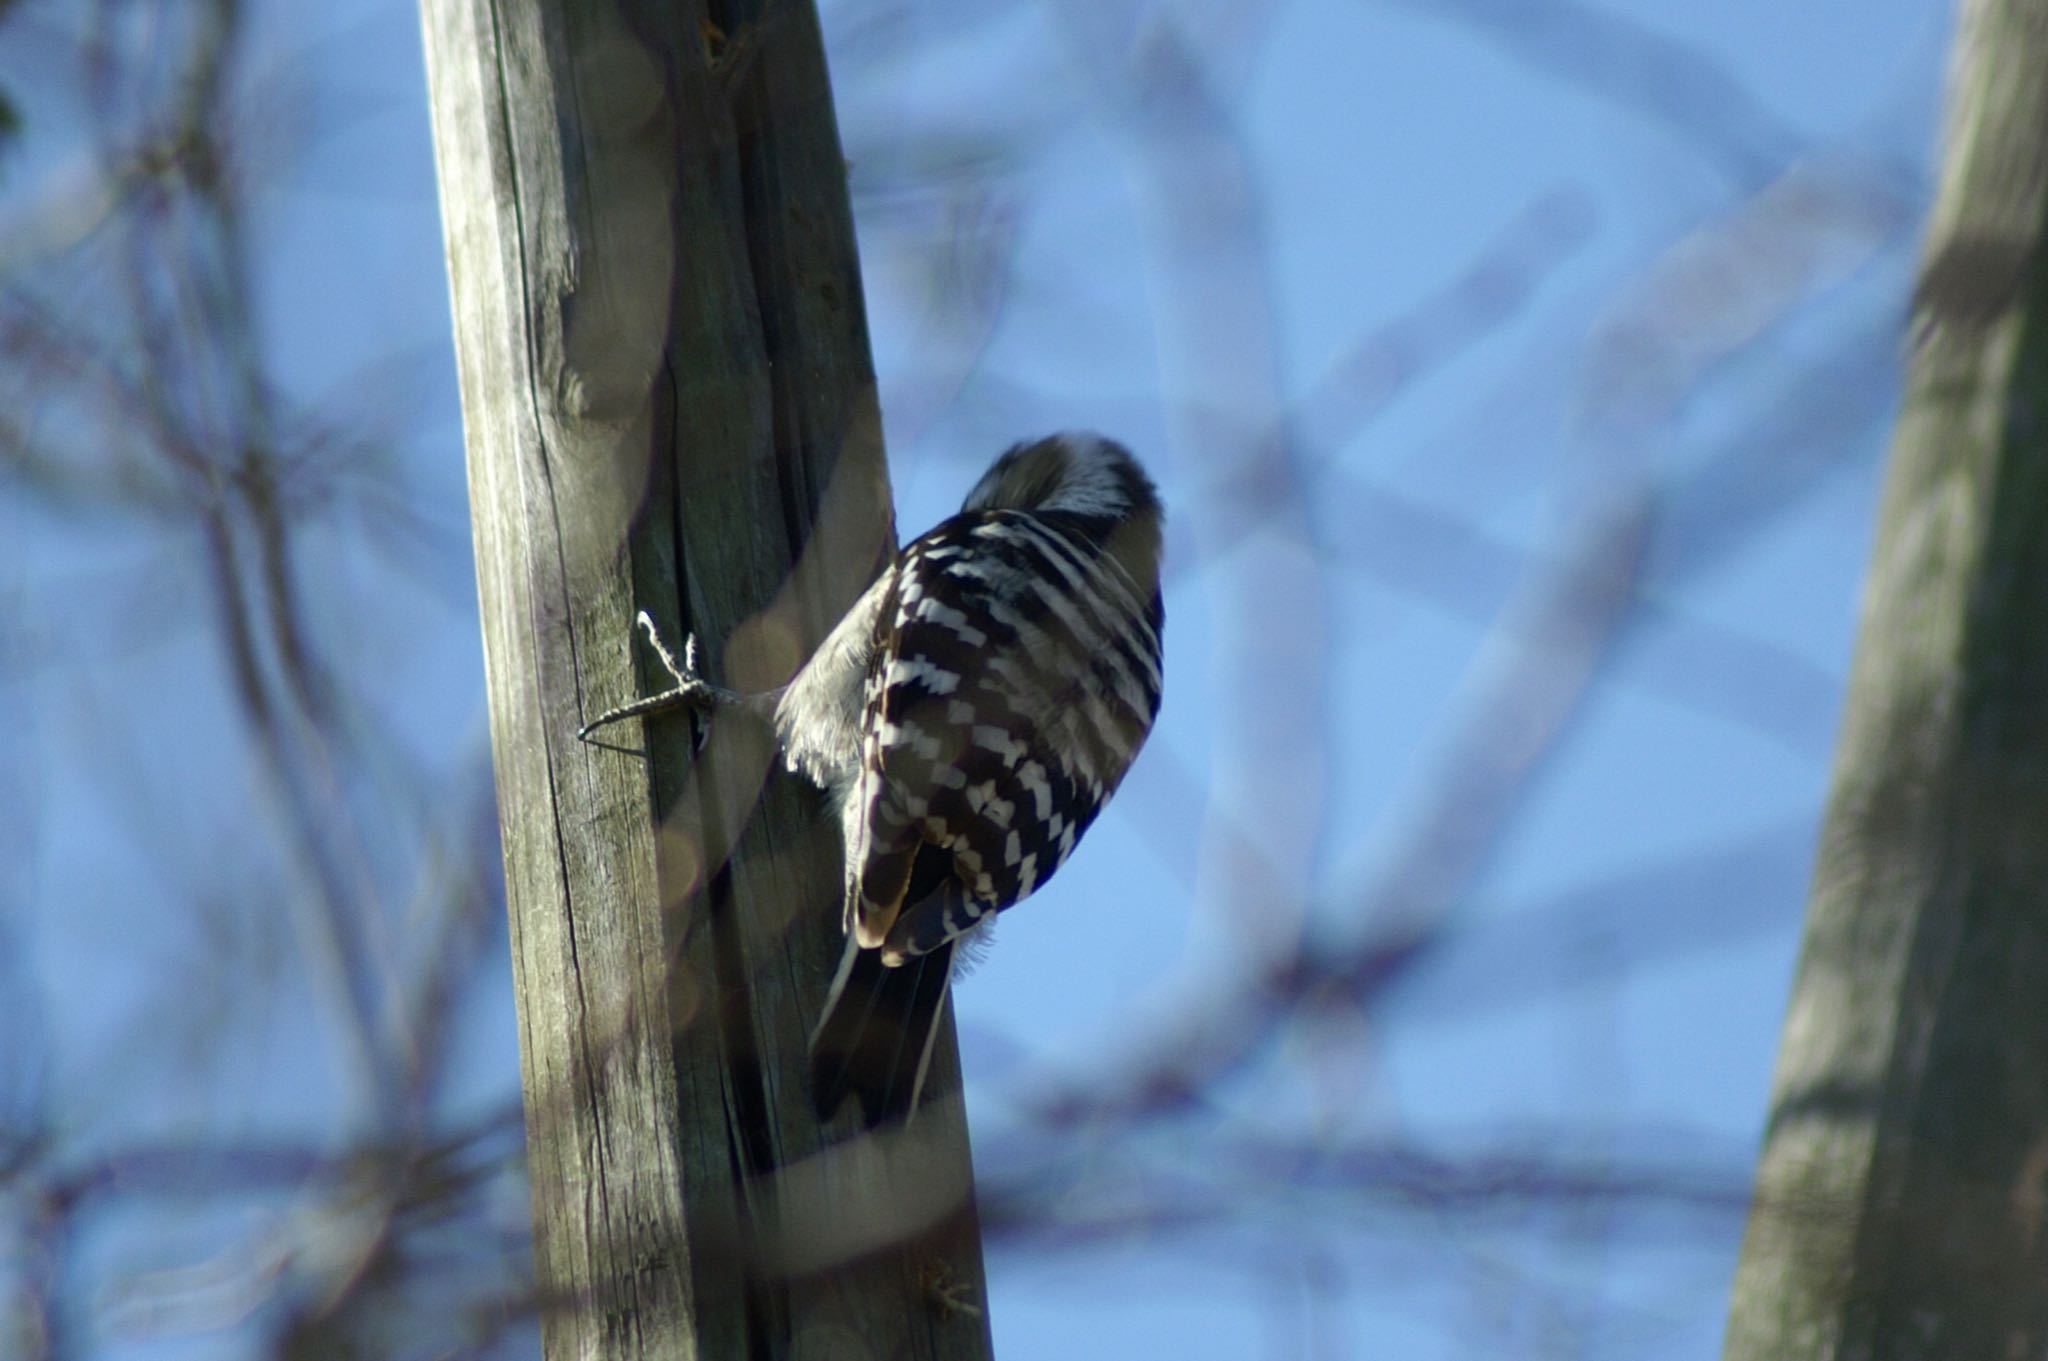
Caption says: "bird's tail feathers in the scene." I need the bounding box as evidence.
[808,932,955,1128]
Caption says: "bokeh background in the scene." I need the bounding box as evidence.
[0,0,1953,1356]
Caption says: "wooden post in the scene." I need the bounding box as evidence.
[1723,2,2048,1356]
[419,1,996,1355]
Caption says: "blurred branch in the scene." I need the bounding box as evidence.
[977,1126,1763,1254]
[2,4,517,1351]
[1058,1,1337,1020]
[1026,490,1649,1126]
[1376,0,1802,189]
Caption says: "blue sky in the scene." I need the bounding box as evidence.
[0,0,1956,1355]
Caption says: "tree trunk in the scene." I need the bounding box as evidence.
[1723,2,2048,1356]
[419,1,996,1355]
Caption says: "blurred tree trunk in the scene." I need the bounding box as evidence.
[1723,2,2048,1356]
[418,2,995,1357]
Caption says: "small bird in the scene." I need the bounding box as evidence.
[581,434,1164,1126]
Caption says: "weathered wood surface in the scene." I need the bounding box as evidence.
[1723,2,2048,1356]
[420,0,995,1355]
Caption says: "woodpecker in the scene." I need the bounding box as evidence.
[581,433,1164,1126]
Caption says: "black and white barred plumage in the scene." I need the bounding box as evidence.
[776,433,1165,1125]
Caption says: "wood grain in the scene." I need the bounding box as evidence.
[1724,3,2048,1356]
[420,0,994,1354]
